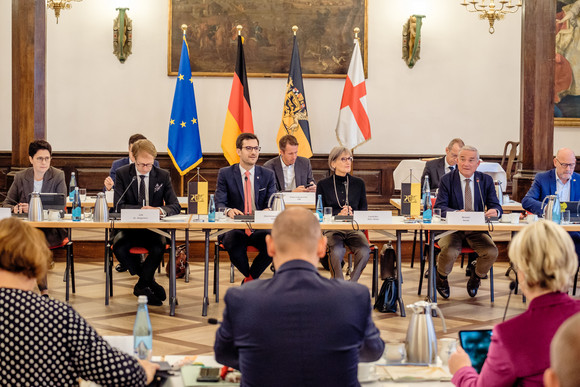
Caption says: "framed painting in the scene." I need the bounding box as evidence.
[555,0,580,126]
[168,0,367,78]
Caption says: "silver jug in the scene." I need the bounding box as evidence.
[495,180,503,206]
[405,301,447,364]
[268,193,286,212]
[541,195,561,223]
[28,192,43,222]
[94,192,109,222]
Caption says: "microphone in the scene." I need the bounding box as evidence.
[502,280,516,322]
[114,176,137,213]
[343,180,350,214]
[475,177,486,212]
[208,318,221,325]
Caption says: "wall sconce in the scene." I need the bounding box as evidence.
[461,0,522,34]
[113,8,132,63]
[402,15,425,69]
[47,0,83,24]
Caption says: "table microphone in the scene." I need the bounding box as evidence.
[114,176,137,214]
[208,318,221,325]
[502,280,516,322]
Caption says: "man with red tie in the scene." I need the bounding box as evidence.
[215,133,277,284]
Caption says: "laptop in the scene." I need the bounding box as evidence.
[561,201,580,222]
[459,329,493,373]
[35,193,67,211]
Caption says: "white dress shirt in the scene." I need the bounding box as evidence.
[556,176,571,202]
[280,156,296,191]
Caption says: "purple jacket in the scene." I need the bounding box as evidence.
[452,292,580,387]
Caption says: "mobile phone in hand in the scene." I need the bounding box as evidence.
[197,367,221,382]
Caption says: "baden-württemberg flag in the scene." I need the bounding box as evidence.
[168,30,202,175]
[276,34,312,158]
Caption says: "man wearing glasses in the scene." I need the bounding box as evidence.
[522,147,580,260]
[421,138,465,190]
[113,139,181,306]
[215,133,277,284]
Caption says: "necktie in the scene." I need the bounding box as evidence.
[244,171,252,236]
[138,175,146,206]
[449,166,454,172]
[464,178,473,211]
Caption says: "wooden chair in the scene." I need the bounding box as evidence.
[346,230,380,297]
[500,141,520,181]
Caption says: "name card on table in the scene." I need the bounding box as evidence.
[446,211,485,225]
[281,192,315,205]
[254,210,280,224]
[121,209,160,222]
[353,211,392,224]
[0,208,10,220]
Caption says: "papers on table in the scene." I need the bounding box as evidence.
[378,365,452,382]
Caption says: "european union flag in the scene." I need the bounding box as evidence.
[168,31,202,175]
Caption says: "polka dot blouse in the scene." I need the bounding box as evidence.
[0,288,146,386]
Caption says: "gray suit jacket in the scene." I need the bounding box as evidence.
[3,167,67,246]
[421,156,448,190]
[263,156,315,191]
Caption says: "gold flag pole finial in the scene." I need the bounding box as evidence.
[181,24,187,35]
[292,25,298,36]
[237,25,243,36]
[354,27,360,39]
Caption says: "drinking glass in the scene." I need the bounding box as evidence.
[79,188,87,202]
[83,206,92,221]
[433,208,442,223]
[439,338,458,366]
[384,342,406,364]
[562,210,571,224]
[217,207,226,221]
[323,207,333,223]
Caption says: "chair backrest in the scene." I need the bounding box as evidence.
[393,160,426,191]
[500,141,520,181]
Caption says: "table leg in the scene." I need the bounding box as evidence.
[185,229,190,283]
[105,228,110,306]
[169,229,177,316]
[428,231,437,304]
[396,230,406,317]
[202,228,210,316]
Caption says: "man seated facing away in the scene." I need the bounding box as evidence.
[112,139,181,306]
[421,138,465,190]
[434,145,502,299]
[544,312,580,387]
[215,133,277,284]
[263,134,316,192]
[214,207,385,387]
[521,147,580,261]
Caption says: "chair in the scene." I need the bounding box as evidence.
[55,237,74,302]
[500,141,520,182]
[213,241,260,303]
[346,230,380,297]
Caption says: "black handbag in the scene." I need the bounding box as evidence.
[374,242,398,313]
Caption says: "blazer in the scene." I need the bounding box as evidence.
[3,167,67,246]
[421,156,448,190]
[215,164,277,212]
[108,157,159,190]
[521,169,580,215]
[434,169,502,218]
[452,292,580,387]
[214,260,385,387]
[113,163,180,216]
[263,156,315,191]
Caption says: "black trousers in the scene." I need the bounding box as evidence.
[222,229,271,279]
[112,229,166,283]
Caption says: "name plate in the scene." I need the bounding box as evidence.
[120,209,159,222]
[446,211,485,225]
[281,192,315,205]
[353,211,392,224]
[254,210,280,224]
[0,208,10,220]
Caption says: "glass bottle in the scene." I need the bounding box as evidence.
[133,295,153,360]
[72,187,82,222]
[208,194,216,222]
[69,172,77,201]
[316,194,323,222]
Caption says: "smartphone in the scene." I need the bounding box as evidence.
[305,182,314,188]
[196,367,221,382]
[458,329,493,373]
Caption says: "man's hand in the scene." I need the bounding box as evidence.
[226,208,243,218]
[138,359,160,385]
[142,205,163,215]
[448,346,472,374]
[293,184,316,193]
[485,209,498,218]
[104,176,114,191]
[14,203,29,214]
[339,206,353,216]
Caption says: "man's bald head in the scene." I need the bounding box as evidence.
[554,148,577,184]
[544,312,580,387]
[267,207,326,268]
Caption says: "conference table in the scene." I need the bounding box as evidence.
[389,198,524,213]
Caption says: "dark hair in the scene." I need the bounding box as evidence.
[279,135,299,151]
[28,140,52,158]
[236,133,259,149]
[128,134,147,146]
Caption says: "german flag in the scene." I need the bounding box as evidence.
[221,35,253,165]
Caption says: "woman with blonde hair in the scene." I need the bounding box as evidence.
[450,220,580,386]
[0,217,158,386]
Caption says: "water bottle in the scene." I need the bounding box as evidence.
[72,187,82,221]
[553,195,561,224]
[421,175,431,206]
[69,172,77,201]
[208,194,216,222]
[423,190,432,224]
[316,194,323,222]
[133,295,153,360]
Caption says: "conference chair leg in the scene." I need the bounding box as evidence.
[490,266,494,303]
[185,230,190,283]
[410,230,417,268]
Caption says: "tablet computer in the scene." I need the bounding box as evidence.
[458,329,493,373]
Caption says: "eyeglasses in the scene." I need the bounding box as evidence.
[556,159,576,169]
[136,162,154,168]
[339,157,354,162]
[34,157,51,163]
[242,146,261,152]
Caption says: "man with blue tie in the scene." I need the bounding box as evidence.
[421,138,465,190]
[522,147,580,260]
[434,145,502,299]
[215,133,277,284]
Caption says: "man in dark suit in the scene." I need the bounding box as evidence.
[113,139,181,306]
[215,133,277,283]
[522,147,580,260]
[421,138,464,190]
[263,134,316,192]
[214,207,384,386]
[434,145,502,298]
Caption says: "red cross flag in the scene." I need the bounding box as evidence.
[335,39,371,150]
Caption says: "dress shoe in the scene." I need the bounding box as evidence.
[115,263,128,273]
[148,280,167,301]
[241,275,254,285]
[133,284,163,306]
[467,271,481,298]
[435,271,450,299]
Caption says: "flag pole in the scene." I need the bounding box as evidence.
[180,23,187,197]
[351,27,359,174]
